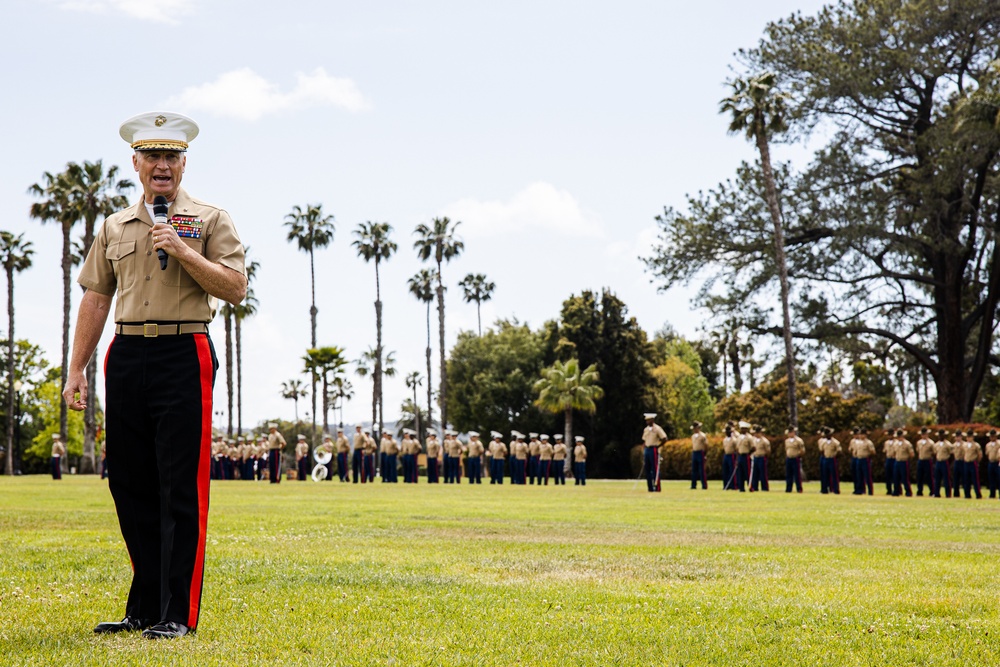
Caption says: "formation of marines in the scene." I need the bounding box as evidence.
[203,412,1000,499]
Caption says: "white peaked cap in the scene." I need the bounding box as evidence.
[297,434,306,440]
[575,436,585,442]
[644,413,657,420]
[468,431,480,437]
[120,111,199,151]
[491,431,503,439]
[540,434,549,440]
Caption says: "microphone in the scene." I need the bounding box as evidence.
[153,195,169,270]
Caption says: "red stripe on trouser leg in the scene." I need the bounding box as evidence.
[188,334,214,630]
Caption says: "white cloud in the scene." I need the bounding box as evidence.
[606,224,659,261]
[58,0,195,24]
[442,182,604,239]
[164,67,370,121]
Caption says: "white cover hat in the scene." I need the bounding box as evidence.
[575,436,585,442]
[120,111,199,151]
[468,431,480,437]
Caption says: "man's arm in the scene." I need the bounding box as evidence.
[152,223,247,305]
[63,290,114,411]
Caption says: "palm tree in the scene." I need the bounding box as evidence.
[284,203,335,444]
[407,269,436,433]
[0,232,33,476]
[29,162,132,473]
[352,221,396,440]
[234,249,260,437]
[405,371,423,446]
[220,302,235,436]
[720,71,797,428]
[355,347,397,437]
[413,217,464,432]
[281,378,308,422]
[458,273,495,336]
[329,377,354,428]
[63,161,133,473]
[304,346,348,438]
[533,358,604,475]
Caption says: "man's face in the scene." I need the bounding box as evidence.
[134,150,185,202]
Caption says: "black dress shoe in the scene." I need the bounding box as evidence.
[142,621,190,639]
[94,616,154,634]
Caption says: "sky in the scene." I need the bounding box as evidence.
[1,0,830,433]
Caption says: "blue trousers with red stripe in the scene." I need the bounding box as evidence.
[104,332,217,631]
[691,450,707,489]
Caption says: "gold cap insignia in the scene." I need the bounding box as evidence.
[154,115,167,127]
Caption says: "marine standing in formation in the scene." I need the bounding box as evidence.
[987,430,1000,499]
[914,428,934,496]
[642,413,667,492]
[784,427,804,493]
[750,425,770,492]
[336,428,350,482]
[849,429,875,495]
[295,435,309,482]
[425,430,441,483]
[489,432,506,484]
[735,422,754,492]
[50,434,65,480]
[68,111,246,639]
[538,434,553,485]
[466,432,484,483]
[690,421,708,490]
[552,435,567,485]
[268,423,286,484]
[932,429,952,498]
[528,433,541,485]
[573,436,587,485]
[721,422,737,490]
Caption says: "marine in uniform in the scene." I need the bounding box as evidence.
[382,432,399,483]
[50,434,65,480]
[552,435,567,485]
[882,430,897,495]
[914,428,934,496]
[735,421,754,492]
[335,428,350,482]
[295,435,309,482]
[892,429,913,497]
[573,436,587,485]
[783,427,804,493]
[489,432,506,484]
[642,414,667,492]
[466,432,484,483]
[352,426,365,483]
[320,433,335,481]
[267,423,286,484]
[69,112,246,639]
[951,430,965,500]
[513,433,529,485]
[527,433,541,485]
[538,434,553,485]
[961,430,982,499]
[362,429,376,483]
[819,428,841,494]
[721,422,737,490]
[932,430,953,498]
[690,422,708,490]
[749,425,769,492]
[853,429,875,495]
[425,430,441,483]
[986,430,1000,499]
[448,431,465,483]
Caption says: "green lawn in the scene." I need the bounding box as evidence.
[1,475,998,666]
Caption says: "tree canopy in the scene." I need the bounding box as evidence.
[645,0,1000,423]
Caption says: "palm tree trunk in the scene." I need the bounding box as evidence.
[755,129,798,428]
[309,245,318,448]
[236,315,243,437]
[436,264,447,431]
[224,309,233,437]
[375,258,384,441]
[81,211,97,474]
[60,222,70,468]
[476,298,482,337]
[413,383,422,449]
[426,300,433,434]
[5,266,14,476]
[564,408,573,477]
[322,373,329,436]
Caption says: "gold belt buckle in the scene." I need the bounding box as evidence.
[143,323,158,338]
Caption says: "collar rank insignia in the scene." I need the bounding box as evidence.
[170,215,204,239]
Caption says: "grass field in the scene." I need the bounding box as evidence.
[1,475,999,666]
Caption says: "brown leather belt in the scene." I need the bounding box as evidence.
[115,323,209,337]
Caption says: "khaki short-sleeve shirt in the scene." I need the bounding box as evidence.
[78,188,245,323]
